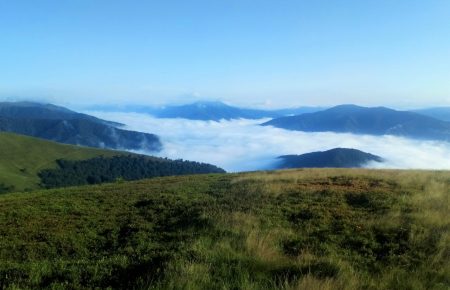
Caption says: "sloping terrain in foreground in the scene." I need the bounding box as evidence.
[0,169,448,289]
[0,132,121,192]
[0,133,224,193]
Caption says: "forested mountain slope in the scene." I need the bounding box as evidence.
[0,101,162,151]
[0,132,121,192]
[0,132,223,193]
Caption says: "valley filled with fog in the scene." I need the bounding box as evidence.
[87,111,450,172]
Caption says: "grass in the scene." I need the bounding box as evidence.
[0,132,122,192]
[0,169,449,289]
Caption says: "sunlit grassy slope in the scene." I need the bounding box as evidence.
[0,169,449,289]
[0,132,121,192]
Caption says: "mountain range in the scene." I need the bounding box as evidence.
[88,101,325,121]
[413,107,450,122]
[263,104,450,141]
[276,148,383,169]
[88,101,450,125]
[0,102,162,151]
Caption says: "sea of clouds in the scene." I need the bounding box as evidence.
[88,111,450,172]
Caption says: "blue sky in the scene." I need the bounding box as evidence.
[0,0,449,108]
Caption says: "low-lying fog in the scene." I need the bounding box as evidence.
[88,111,450,172]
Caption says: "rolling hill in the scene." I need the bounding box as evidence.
[0,132,122,192]
[0,169,448,289]
[0,132,224,193]
[0,101,162,151]
[277,148,383,169]
[88,101,325,121]
[262,104,450,141]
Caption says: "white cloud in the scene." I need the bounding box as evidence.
[87,111,450,172]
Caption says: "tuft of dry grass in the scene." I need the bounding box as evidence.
[1,169,449,289]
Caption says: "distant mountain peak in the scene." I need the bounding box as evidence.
[87,101,326,121]
[193,100,228,106]
[0,101,73,111]
[263,104,450,141]
[325,104,392,113]
[413,107,450,122]
[276,148,383,169]
[330,104,364,110]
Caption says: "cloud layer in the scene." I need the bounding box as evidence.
[87,111,450,172]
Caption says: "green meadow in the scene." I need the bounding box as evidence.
[0,169,448,289]
[0,133,120,192]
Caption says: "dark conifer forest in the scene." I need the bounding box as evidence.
[38,155,225,188]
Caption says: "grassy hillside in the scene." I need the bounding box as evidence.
[0,169,448,289]
[0,132,121,192]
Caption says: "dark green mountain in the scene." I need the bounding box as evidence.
[39,155,225,188]
[0,102,161,151]
[263,105,450,141]
[277,148,383,169]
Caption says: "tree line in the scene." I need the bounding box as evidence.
[39,155,225,188]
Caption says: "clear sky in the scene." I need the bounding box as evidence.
[1,0,449,108]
